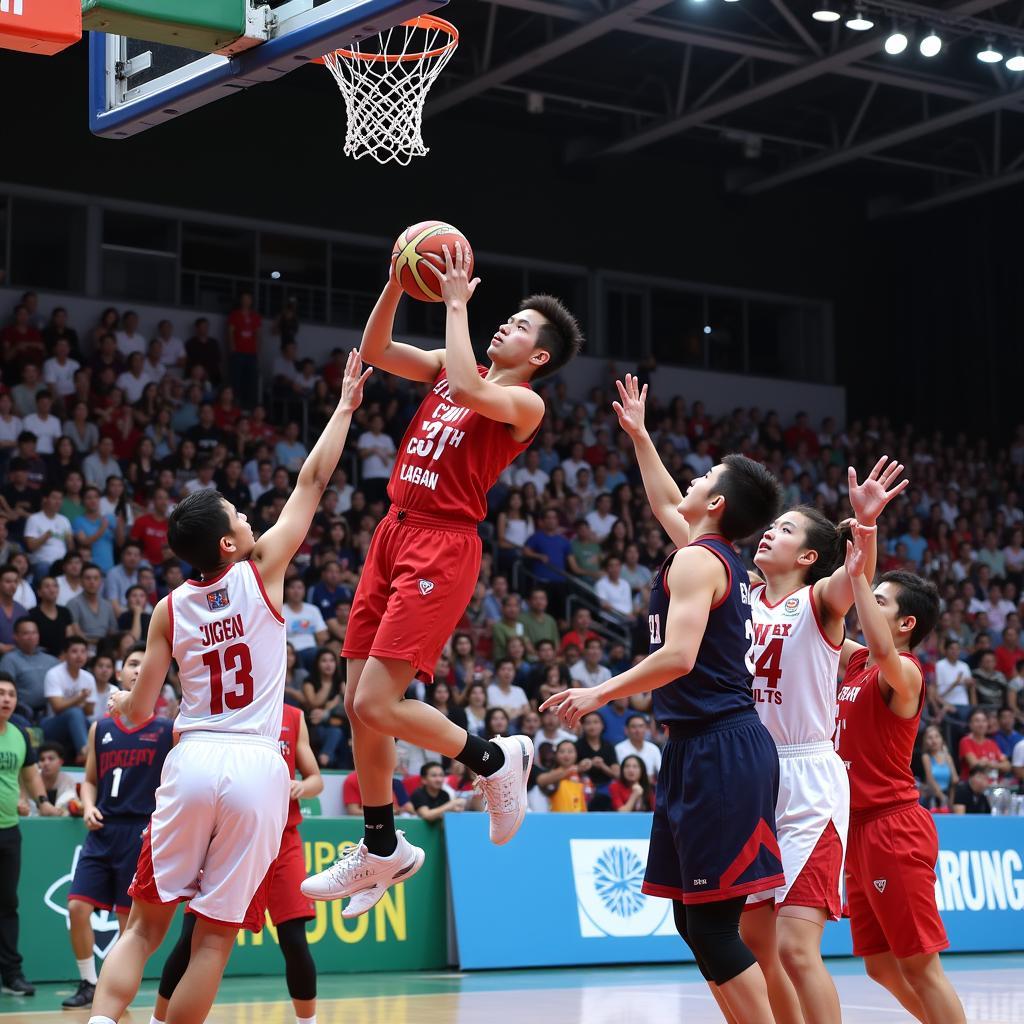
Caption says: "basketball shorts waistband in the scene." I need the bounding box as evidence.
[850,797,920,825]
[387,506,478,534]
[176,730,280,753]
[666,708,759,740]
[775,740,838,759]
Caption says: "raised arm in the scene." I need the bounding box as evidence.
[359,276,445,383]
[252,350,371,599]
[429,242,545,440]
[612,375,689,549]
[107,598,172,727]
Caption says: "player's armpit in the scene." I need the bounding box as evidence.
[446,378,545,439]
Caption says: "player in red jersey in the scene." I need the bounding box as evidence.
[836,524,965,1024]
[302,242,583,916]
[153,704,323,1024]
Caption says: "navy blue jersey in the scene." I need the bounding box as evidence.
[94,716,174,820]
[649,535,755,726]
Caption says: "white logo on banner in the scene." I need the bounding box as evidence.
[45,846,122,958]
[569,839,677,939]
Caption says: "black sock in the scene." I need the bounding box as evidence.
[363,803,397,857]
[458,733,506,777]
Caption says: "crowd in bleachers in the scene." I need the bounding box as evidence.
[1,288,1023,818]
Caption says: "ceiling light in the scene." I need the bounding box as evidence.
[919,32,942,58]
[845,7,874,31]
[885,31,909,55]
[1007,51,1024,71]
[977,40,1004,63]
[812,3,841,23]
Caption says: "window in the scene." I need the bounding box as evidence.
[651,289,704,367]
[9,198,86,291]
[182,222,255,277]
[101,210,178,303]
[331,242,391,328]
[705,296,745,373]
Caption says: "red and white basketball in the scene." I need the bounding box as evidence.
[392,220,474,303]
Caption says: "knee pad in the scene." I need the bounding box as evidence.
[684,899,756,986]
[672,900,713,983]
[278,918,317,1001]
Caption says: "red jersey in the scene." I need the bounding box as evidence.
[835,648,923,811]
[131,514,169,564]
[388,366,535,522]
[278,703,302,829]
[957,735,1003,779]
[227,310,261,355]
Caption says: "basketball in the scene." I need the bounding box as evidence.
[392,220,474,303]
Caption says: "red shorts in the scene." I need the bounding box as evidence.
[240,829,314,933]
[343,506,481,683]
[775,820,845,920]
[846,801,948,959]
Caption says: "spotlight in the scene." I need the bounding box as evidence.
[845,6,874,31]
[1007,51,1024,71]
[270,271,281,280]
[703,325,712,335]
[885,30,909,55]
[919,32,942,57]
[977,40,1004,63]
[812,3,840,23]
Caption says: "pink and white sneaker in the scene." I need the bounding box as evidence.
[473,734,534,845]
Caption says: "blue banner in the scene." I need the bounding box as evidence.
[444,813,1024,970]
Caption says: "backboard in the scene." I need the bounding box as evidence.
[89,0,447,139]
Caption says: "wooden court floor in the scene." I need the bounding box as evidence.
[5,956,1024,1024]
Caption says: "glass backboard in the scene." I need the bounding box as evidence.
[89,0,447,138]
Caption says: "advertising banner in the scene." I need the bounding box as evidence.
[444,813,1024,970]
[17,817,447,981]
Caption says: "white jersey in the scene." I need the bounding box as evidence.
[750,582,842,746]
[168,560,286,739]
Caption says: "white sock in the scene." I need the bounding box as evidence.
[88,1017,117,1024]
[297,1016,317,1024]
[151,1016,165,1024]
[77,957,98,985]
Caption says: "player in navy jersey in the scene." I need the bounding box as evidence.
[545,405,784,1024]
[63,645,173,1010]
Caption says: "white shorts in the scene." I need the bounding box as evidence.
[129,731,289,926]
[747,740,850,910]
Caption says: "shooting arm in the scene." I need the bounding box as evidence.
[360,280,445,382]
[630,432,689,549]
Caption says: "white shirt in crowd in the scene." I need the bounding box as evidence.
[44,662,98,710]
[0,413,23,447]
[159,335,186,371]
[56,575,82,607]
[43,356,81,398]
[24,510,72,566]
[595,574,634,616]
[283,602,327,651]
[585,510,618,541]
[115,329,147,358]
[514,466,550,491]
[934,656,972,706]
[614,737,663,780]
[685,451,714,476]
[569,661,613,688]
[116,369,154,404]
[1012,738,1024,774]
[357,430,397,480]
[561,458,589,486]
[14,577,36,610]
[22,413,63,455]
[486,682,530,716]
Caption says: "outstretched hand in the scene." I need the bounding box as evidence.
[844,521,875,579]
[612,374,648,439]
[421,241,480,308]
[539,686,608,730]
[339,349,373,413]
[848,456,908,525]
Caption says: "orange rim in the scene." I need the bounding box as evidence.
[313,14,458,65]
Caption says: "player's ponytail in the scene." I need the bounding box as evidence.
[789,505,844,584]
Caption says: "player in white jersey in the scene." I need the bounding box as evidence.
[89,350,371,1024]
[738,458,908,1024]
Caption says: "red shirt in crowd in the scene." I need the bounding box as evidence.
[995,645,1023,678]
[957,735,1004,778]
[227,309,262,355]
[131,514,169,564]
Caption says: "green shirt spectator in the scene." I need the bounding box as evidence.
[518,589,559,653]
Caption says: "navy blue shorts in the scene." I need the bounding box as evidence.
[68,820,147,913]
[642,710,784,905]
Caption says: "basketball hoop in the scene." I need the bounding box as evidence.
[316,15,458,166]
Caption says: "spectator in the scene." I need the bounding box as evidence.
[585,492,617,541]
[88,653,120,724]
[610,754,654,812]
[0,676,59,997]
[483,707,511,738]
[486,659,530,722]
[42,306,79,358]
[302,648,346,768]
[953,765,992,815]
[933,639,974,724]
[73,486,120,574]
[596,695,632,745]
[22,390,62,455]
[410,761,466,822]
[972,650,1009,710]
[614,712,662,780]
[55,553,84,607]
[0,460,37,545]
[11,366,43,419]
[117,584,152,643]
[185,317,221,387]
[275,422,309,474]
[994,626,1023,679]
[461,682,489,737]
[561,607,600,652]
[495,491,534,572]
[341,769,413,816]
[920,724,957,810]
[567,520,602,582]
[0,566,27,656]
[0,394,23,467]
[186,403,224,457]
[142,338,167,385]
[114,310,146,358]
[569,638,612,689]
[514,449,549,492]
[517,588,558,653]
[283,578,328,670]
[425,680,468,732]
[575,712,619,801]
[33,742,78,815]
[0,617,58,719]
[355,413,396,504]
[595,555,634,620]
[41,637,96,763]
[958,708,1010,782]
[992,706,1023,761]
[523,509,572,610]
[27,578,72,659]
[67,564,118,650]
[537,739,587,812]
[63,400,100,456]
[2,305,44,377]
[130,488,171,565]
[23,487,73,579]
[226,291,261,408]
[81,436,122,490]
[491,594,532,662]
[1014,736,1024,785]
[154,319,186,376]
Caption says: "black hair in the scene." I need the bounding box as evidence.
[37,741,66,761]
[785,505,848,584]
[167,489,232,573]
[619,754,653,808]
[878,570,940,648]
[520,293,584,380]
[625,712,648,727]
[711,455,783,542]
[968,763,989,778]
[63,636,88,652]
[419,760,444,778]
[13,616,34,632]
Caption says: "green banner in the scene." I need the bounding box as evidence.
[16,818,447,982]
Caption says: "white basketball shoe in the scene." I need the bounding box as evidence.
[473,734,535,845]
[300,830,425,919]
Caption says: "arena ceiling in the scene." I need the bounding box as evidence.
[428,0,1024,214]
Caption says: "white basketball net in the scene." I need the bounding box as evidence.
[320,16,458,166]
